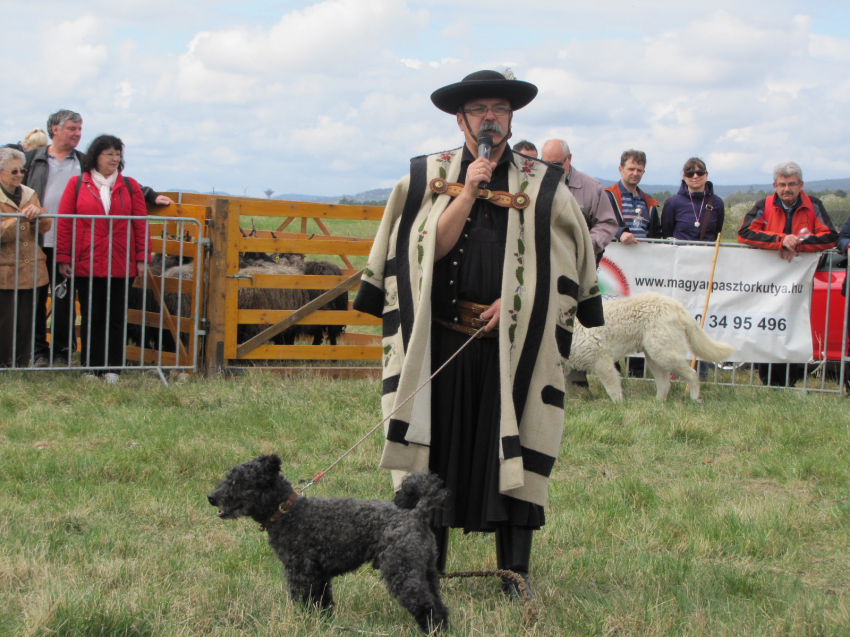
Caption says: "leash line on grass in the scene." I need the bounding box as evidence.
[299,326,488,494]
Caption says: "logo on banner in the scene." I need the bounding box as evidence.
[598,256,630,299]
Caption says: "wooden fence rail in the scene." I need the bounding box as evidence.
[166,194,384,378]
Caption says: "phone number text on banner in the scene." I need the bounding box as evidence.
[598,242,818,363]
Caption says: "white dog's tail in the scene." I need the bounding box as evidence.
[676,303,735,362]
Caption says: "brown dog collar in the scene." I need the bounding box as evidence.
[429,178,530,209]
[260,492,299,531]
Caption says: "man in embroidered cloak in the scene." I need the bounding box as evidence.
[738,161,837,387]
[353,70,603,598]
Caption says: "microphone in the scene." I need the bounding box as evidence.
[476,133,493,189]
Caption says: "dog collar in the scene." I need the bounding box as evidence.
[260,492,299,531]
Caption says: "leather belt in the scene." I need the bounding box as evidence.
[429,178,531,210]
[434,300,498,338]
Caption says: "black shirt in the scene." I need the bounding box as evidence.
[432,144,515,322]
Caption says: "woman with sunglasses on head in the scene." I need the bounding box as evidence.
[0,147,50,367]
[55,135,151,383]
[661,157,725,243]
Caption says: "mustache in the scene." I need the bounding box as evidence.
[478,120,504,135]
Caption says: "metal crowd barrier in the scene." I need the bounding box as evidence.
[0,213,204,384]
[622,239,849,395]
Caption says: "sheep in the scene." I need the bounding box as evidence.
[301,259,348,346]
[235,262,313,346]
[128,244,351,359]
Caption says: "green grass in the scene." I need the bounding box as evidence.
[1,371,849,636]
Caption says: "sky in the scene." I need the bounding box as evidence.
[4,0,850,197]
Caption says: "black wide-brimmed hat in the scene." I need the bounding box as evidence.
[430,69,538,114]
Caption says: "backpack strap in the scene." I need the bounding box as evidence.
[76,174,133,205]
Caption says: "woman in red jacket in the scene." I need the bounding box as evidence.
[56,135,150,382]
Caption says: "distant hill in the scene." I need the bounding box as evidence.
[271,193,340,204]
[170,178,850,205]
[268,188,393,205]
[166,189,233,196]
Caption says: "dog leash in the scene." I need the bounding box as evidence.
[298,325,488,494]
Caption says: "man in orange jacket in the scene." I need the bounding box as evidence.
[738,161,837,262]
[738,161,838,386]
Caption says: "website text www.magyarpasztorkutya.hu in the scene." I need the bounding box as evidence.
[632,277,805,296]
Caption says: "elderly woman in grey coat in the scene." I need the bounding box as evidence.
[0,147,50,366]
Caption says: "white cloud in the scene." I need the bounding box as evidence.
[114,81,135,109]
[3,1,850,196]
[37,17,109,95]
[172,0,424,84]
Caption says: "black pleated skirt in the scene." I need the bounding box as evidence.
[428,323,545,533]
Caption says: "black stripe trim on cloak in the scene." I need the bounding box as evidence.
[395,156,428,353]
[541,385,565,409]
[382,309,400,338]
[557,275,579,300]
[501,435,522,459]
[512,167,558,425]
[577,294,605,328]
[555,325,573,358]
[386,419,410,445]
[382,375,400,396]
[385,257,396,278]
[352,280,384,318]
[521,446,557,478]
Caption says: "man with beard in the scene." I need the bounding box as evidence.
[354,70,602,598]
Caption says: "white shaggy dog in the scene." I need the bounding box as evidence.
[566,292,735,402]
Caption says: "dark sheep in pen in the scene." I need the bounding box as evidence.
[235,263,314,346]
[301,260,348,346]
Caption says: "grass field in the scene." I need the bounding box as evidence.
[1,371,849,636]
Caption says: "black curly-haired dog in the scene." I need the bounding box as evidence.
[207,454,448,633]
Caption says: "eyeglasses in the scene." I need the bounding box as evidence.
[2,168,27,175]
[462,105,512,117]
[101,152,123,158]
[549,160,565,167]
[685,170,707,178]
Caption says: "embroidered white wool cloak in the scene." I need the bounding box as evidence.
[353,148,604,507]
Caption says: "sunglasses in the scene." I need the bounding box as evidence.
[685,170,707,178]
[3,168,27,175]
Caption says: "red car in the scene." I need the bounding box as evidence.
[810,252,849,362]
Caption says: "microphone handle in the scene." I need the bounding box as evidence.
[477,143,491,189]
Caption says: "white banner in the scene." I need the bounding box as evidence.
[598,242,819,363]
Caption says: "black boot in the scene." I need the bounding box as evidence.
[495,526,535,600]
[431,523,449,576]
